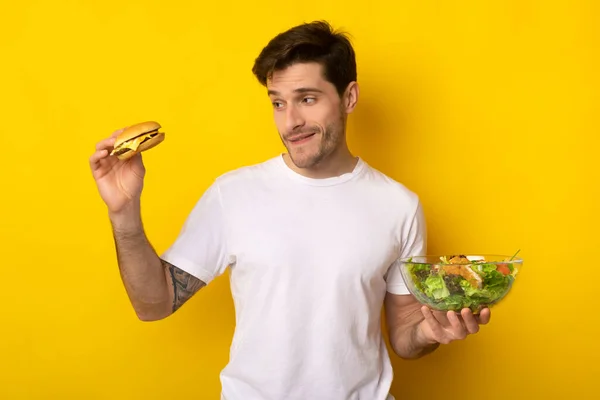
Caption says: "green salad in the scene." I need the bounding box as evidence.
[405,253,520,313]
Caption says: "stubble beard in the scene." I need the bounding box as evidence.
[282,115,346,170]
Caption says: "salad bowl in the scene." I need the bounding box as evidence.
[398,253,523,314]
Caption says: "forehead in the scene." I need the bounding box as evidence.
[267,62,334,94]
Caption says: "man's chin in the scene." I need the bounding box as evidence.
[286,151,321,169]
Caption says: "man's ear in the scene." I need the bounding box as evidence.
[343,82,359,113]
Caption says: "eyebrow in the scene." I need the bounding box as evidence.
[268,87,324,96]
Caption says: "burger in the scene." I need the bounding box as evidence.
[110,121,165,160]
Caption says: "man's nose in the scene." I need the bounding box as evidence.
[285,105,305,132]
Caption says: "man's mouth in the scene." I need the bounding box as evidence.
[288,132,317,144]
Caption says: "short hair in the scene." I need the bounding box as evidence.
[252,21,357,96]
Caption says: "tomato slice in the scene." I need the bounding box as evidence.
[496,263,511,275]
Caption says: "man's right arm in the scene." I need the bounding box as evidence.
[110,204,205,321]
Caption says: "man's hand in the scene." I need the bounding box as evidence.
[416,306,491,346]
[385,293,492,359]
[89,126,146,218]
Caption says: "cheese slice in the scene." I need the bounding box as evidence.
[110,132,156,155]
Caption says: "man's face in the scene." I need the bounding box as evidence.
[267,62,347,169]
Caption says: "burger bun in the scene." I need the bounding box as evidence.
[111,121,165,160]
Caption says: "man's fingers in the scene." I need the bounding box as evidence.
[89,149,109,169]
[447,311,468,338]
[96,137,117,151]
[460,309,480,334]
[420,306,491,346]
[421,306,445,341]
[90,127,128,174]
[431,310,450,327]
[477,308,491,325]
[111,127,127,138]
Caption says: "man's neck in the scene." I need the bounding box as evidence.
[283,147,358,179]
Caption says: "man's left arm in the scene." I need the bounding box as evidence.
[384,293,491,359]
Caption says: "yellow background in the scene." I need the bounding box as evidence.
[1,1,598,399]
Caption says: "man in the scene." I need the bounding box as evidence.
[90,21,490,400]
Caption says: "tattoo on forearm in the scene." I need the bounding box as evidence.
[164,261,205,312]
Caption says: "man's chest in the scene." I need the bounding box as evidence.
[225,189,401,286]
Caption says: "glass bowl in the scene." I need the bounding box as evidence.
[398,254,523,314]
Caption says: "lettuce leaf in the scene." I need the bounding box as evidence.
[423,274,450,300]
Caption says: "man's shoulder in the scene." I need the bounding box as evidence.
[213,155,281,188]
[360,160,421,206]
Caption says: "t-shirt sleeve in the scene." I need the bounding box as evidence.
[386,200,428,295]
[160,181,232,285]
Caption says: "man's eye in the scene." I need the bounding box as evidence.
[272,101,283,108]
[303,97,316,104]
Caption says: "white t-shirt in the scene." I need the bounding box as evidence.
[161,155,427,400]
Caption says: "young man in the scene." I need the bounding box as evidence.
[90,21,490,400]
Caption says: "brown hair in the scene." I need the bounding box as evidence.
[252,21,357,97]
